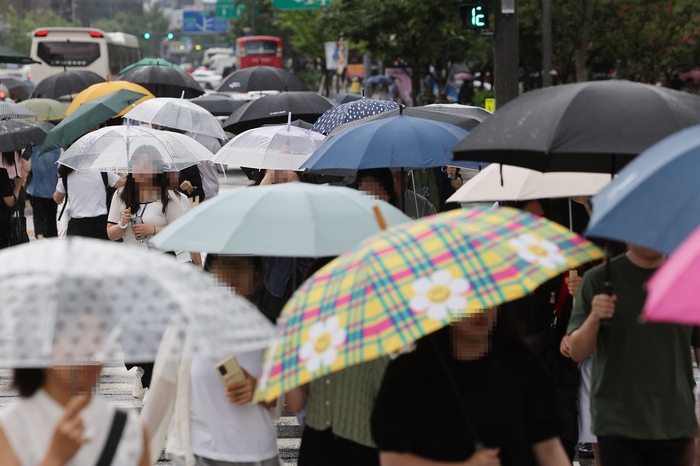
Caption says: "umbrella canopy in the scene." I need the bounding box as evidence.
[120,65,205,98]
[0,120,53,152]
[31,70,105,100]
[0,76,34,101]
[680,70,700,80]
[311,99,400,134]
[214,65,308,93]
[451,80,700,173]
[327,104,491,137]
[66,81,154,117]
[39,89,146,155]
[0,101,37,119]
[0,237,274,366]
[189,93,247,117]
[263,119,313,130]
[453,72,474,81]
[0,45,38,65]
[58,125,212,173]
[329,93,363,104]
[222,92,335,133]
[18,98,69,121]
[642,225,700,326]
[150,182,412,256]
[124,97,226,139]
[585,124,700,255]
[212,123,325,170]
[366,75,394,86]
[447,164,611,204]
[254,206,605,402]
[120,57,185,75]
[301,114,468,176]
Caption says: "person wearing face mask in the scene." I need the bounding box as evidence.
[371,306,571,466]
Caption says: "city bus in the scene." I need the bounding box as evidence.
[29,28,141,83]
[235,36,282,69]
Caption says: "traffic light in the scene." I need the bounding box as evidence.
[144,32,151,39]
[460,1,489,30]
[167,33,174,40]
[195,44,202,51]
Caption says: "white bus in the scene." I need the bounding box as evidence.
[30,27,141,84]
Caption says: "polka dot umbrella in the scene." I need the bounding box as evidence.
[311,98,399,135]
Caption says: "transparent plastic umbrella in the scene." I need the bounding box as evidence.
[212,121,325,170]
[57,125,213,173]
[124,97,226,139]
[0,237,275,367]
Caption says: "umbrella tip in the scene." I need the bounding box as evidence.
[106,75,110,83]
[362,88,365,97]
[373,206,388,230]
[259,58,261,66]
[287,111,292,130]
[399,104,404,115]
[181,90,185,100]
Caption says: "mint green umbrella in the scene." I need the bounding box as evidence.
[150,182,412,256]
[119,58,185,75]
[39,89,145,155]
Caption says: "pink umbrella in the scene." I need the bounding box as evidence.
[643,225,700,325]
[453,72,474,81]
[680,70,700,79]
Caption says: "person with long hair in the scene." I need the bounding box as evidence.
[0,366,149,466]
[371,306,571,466]
[0,168,18,248]
[106,145,190,401]
[1,150,30,217]
[54,165,125,239]
[354,168,400,209]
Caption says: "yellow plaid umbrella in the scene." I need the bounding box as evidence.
[66,81,154,117]
[254,206,604,402]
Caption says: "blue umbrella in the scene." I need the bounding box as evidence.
[586,124,700,255]
[301,113,468,176]
[311,99,399,134]
[366,75,394,86]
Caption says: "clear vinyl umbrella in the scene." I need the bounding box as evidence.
[57,125,213,173]
[124,97,227,140]
[212,119,325,171]
[0,237,275,367]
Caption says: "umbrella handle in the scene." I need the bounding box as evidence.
[373,206,387,230]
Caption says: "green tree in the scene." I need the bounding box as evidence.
[1,7,73,54]
[95,3,170,57]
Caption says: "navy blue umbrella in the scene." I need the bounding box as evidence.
[311,99,399,134]
[301,113,468,176]
[586,124,700,255]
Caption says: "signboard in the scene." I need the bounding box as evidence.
[460,1,489,30]
[324,40,347,71]
[485,98,495,112]
[183,11,229,34]
[346,64,365,78]
[216,1,244,18]
[272,0,333,10]
[501,0,515,14]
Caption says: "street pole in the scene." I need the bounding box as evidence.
[493,0,519,107]
[542,0,552,87]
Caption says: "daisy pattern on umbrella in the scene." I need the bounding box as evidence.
[409,270,470,321]
[508,233,567,270]
[299,315,347,373]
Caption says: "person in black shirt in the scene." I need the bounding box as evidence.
[371,306,570,466]
[0,168,18,249]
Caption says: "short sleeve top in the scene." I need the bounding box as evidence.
[371,330,562,466]
[0,168,15,218]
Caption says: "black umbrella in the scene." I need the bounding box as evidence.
[0,120,53,152]
[327,104,491,137]
[329,93,363,104]
[451,80,700,173]
[0,46,38,65]
[120,65,205,98]
[189,93,248,117]
[32,70,105,100]
[223,92,335,133]
[214,65,308,93]
[0,77,34,101]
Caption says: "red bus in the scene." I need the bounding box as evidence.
[236,36,282,69]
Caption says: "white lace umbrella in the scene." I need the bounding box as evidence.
[57,125,213,173]
[212,122,325,171]
[0,237,275,367]
[124,97,226,140]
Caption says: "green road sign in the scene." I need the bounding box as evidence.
[217,1,244,18]
[272,0,334,10]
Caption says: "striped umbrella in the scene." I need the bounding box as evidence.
[0,101,37,120]
[254,206,605,402]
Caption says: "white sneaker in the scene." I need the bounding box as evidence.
[132,367,146,399]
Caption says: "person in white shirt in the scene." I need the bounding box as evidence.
[54,165,125,239]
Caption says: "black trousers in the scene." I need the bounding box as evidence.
[598,436,693,466]
[0,217,10,249]
[67,215,109,240]
[29,195,58,238]
[298,426,380,466]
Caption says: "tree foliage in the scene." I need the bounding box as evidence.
[95,3,170,57]
[1,7,73,54]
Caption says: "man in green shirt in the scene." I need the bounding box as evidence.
[567,244,700,465]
